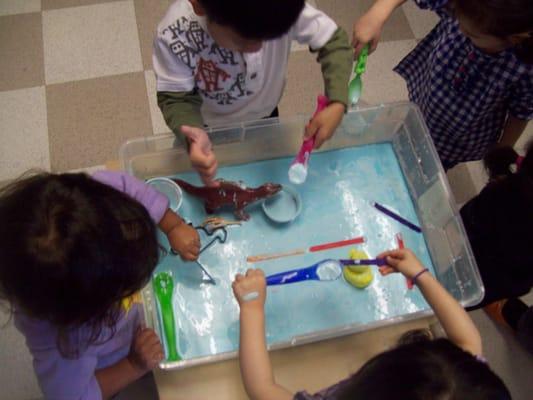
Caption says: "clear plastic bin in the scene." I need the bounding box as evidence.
[120,102,483,370]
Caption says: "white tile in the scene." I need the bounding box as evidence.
[402,1,439,39]
[358,39,416,106]
[0,86,49,181]
[145,70,172,135]
[42,0,142,84]
[0,0,40,16]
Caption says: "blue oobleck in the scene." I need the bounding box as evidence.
[154,143,433,361]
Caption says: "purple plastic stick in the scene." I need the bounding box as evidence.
[373,202,422,233]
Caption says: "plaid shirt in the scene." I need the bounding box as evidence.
[394,0,533,167]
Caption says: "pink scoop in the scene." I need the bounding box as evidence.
[288,95,329,184]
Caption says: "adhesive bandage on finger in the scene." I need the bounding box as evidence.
[241,291,259,302]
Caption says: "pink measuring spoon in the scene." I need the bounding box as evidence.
[288,95,329,184]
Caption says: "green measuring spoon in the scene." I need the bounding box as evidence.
[348,45,369,106]
[153,272,181,361]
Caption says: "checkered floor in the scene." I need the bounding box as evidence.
[0,0,439,181]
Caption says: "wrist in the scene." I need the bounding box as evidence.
[125,354,149,378]
[411,268,430,285]
[159,209,184,235]
[240,301,265,316]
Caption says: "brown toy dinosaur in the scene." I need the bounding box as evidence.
[173,178,282,220]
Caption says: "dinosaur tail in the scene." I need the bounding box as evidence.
[172,178,204,197]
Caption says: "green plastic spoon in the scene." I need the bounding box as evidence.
[348,45,369,106]
[153,272,180,361]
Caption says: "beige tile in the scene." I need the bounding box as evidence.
[0,87,49,181]
[42,0,114,10]
[134,0,173,69]
[316,0,414,43]
[446,163,479,206]
[47,73,152,171]
[0,13,45,91]
[42,0,143,84]
[516,121,533,154]
[279,51,323,117]
[0,0,40,16]
[145,70,171,135]
[359,39,416,105]
[402,1,440,39]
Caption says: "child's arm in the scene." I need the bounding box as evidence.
[92,171,200,260]
[232,270,293,400]
[499,115,528,148]
[352,0,407,56]
[305,28,352,148]
[378,249,483,356]
[96,327,163,399]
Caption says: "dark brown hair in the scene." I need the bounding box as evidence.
[0,172,160,356]
[452,0,533,63]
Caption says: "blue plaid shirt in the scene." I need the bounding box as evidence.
[394,0,533,167]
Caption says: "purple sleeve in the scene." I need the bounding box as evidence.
[14,314,102,400]
[92,170,169,223]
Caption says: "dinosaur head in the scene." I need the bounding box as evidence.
[259,183,283,197]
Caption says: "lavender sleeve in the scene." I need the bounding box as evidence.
[92,170,169,223]
[14,314,102,400]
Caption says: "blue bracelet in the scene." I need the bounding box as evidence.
[412,268,429,286]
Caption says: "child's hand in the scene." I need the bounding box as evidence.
[305,102,345,149]
[232,268,266,309]
[168,221,200,261]
[180,125,219,187]
[352,9,384,57]
[128,326,164,374]
[377,248,426,279]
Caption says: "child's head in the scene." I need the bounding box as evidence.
[190,0,305,52]
[338,339,510,400]
[451,0,533,61]
[0,173,159,350]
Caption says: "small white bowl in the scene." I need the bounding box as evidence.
[147,177,183,212]
[262,185,302,223]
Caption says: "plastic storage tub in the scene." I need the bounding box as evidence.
[120,102,483,370]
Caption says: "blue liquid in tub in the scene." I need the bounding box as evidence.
[154,143,433,360]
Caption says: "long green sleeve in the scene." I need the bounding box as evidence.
[157,90,204,143]
[313,28,352,108]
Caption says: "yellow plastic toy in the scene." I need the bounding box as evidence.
[343,248,374,289]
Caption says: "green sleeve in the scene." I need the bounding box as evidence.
[313,28,352,108]
[157,90,204,143]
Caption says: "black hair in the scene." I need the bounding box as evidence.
[198,0,305,40]
[451,0,533,63]
[337,339,511,400]
[0,172,159,356]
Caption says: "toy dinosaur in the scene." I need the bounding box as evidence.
[173,179,282,220]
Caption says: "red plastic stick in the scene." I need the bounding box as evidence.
[309,236,365,252]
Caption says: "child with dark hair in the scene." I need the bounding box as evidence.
[0,171,199,399]
[460,142,533,353]
[352,0,533,169]
[154,0,352,185]
[232,249,510,400]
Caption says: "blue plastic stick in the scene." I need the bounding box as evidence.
[373,202,422,233]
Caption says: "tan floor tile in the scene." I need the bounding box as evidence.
[42,0,115,10]
[47,73,152,171]
[42,0,142,84]
[134,0,173,69]
[0,0,40,16]
[0,87,49,181]
[359,39,416,105]
[402,1,439,39]
[279,51,324,117]
[316,0,414,43]
[145,70,171,135]
[0,13,44,91]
